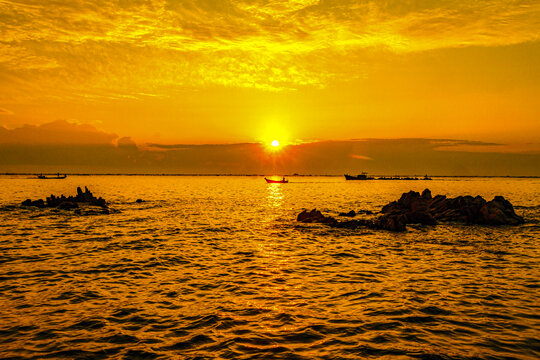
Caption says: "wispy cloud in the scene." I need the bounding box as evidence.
[0,107,13,115]
[431,139,501,148]
[0,0,539,99]
[350,154,373,160]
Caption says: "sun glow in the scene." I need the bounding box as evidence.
[258,120,293,153]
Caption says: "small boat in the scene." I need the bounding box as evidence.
[344,172,373,180]
[265,177,288,183]
[37,173,67,179]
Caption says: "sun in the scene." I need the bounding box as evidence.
[258,122,290,152]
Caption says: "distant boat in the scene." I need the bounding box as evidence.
[37,173,67,179]
[344,172,373,180]
[265,177,288,183]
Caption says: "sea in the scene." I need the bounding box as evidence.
[0,176,539,360]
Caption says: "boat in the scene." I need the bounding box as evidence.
[265,177,288,183]
[37,173,67,179]
[344,172,374,180]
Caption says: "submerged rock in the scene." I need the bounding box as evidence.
[297,209,337,226]
[21,199,46,208]
[297,189,524,232]
[298,209,406,232]
[338,209,373,217]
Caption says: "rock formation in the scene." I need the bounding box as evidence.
[381,189,524,226]
[297,189,524,232]
[21,187,109,214]
[297,209,406,232]
[338,210,374,217]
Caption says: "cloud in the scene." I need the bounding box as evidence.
[0,119,118,145]
[0,107,13,115]
[0,0,538,99]
[430,139,501,148]
[350,154,373,160]
[0,121,539,175]
[117,136,137,147]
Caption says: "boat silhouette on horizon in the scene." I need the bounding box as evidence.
[37,173,67,179]
[344,172,373,180]
[265,177,288,183]
[345,172,432,181]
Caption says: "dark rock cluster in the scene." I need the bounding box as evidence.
[297,209,407,232]
[382,189,524,226]
[21,186,109,214]
[297,189,524,232]
[338,209,373,217]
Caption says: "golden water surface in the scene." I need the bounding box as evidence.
[0,176,539,359]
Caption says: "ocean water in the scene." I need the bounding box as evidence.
[0,176,539,360]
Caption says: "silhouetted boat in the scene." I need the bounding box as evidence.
[37,173,67,179]
[265,177,288,183]
[344,172,373,180]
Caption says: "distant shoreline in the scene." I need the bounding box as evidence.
[1,173,538,179]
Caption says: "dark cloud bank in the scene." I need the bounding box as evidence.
[0,121,538,176]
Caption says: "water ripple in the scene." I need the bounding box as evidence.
[0,176,538,359]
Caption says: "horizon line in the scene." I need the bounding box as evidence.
[1,173,539,179]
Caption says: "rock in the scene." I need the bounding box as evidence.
[398,191,421,209]
[296,189,523,233]
[338,209,373,216]
[403,211,437,225]
[46,187,108,208]
[334,219,361,229]
[92,197,107,208]
[57,202,78,210]
[479,196,524,225]
[21,198,46,208]
[297,209,320,222]
[297,209,337,225]
[379,189,523,226]
[381,201,398,214]
[21,187,110,213]
[372,213,408,232]
[136,199,144,203]
[298,209,406,231]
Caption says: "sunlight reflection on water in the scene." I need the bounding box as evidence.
[267,183,284,209]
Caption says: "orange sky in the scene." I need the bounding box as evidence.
[0,1,539,152]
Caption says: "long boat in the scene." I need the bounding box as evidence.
[344,172,373,180]
[265,177,288,183]
[345,173,432,181]
[37,174,67,179]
